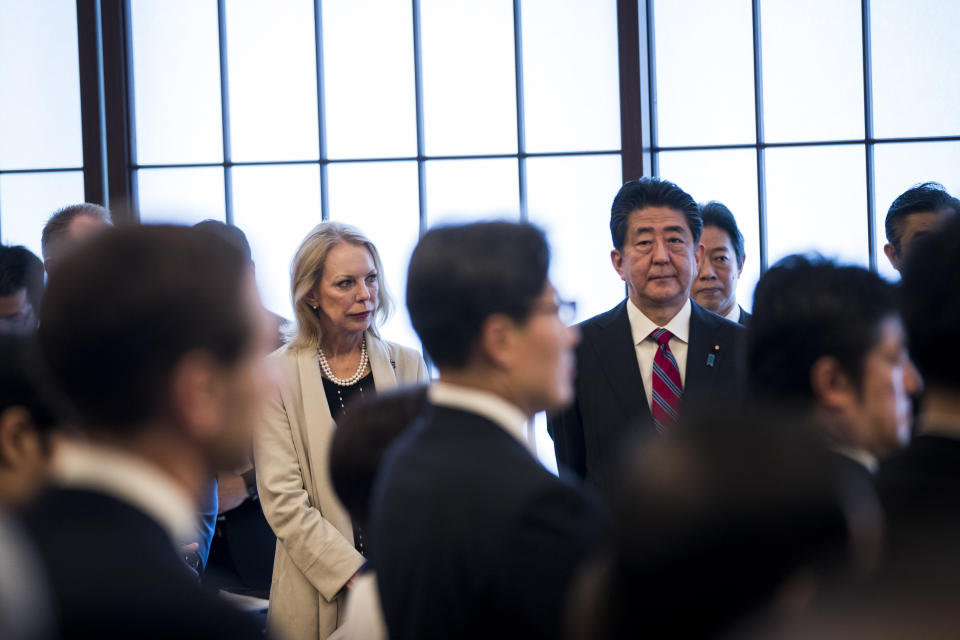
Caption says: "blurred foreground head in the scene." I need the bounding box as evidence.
[407,221,578,416]
[329,385,428,529]
[569,410,880,639]
[37,224,274,474]
[749,255,920,459]
[0,335,57,507]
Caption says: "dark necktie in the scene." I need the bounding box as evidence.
[650,328,683,433]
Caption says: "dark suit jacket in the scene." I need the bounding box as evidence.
[548,299,747,494]
[876,434,960,554]
[737,306,751,326]
[370,404,609,640]
[19,487,263,639]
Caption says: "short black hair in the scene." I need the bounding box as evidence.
[699,201,745,268]
[0,245,44,313]
[885,182,960,251]
[329,386,429,527]
[38,225,253,430]
[900,216,960,390]
[610,177,702,250]
[41,203,111,258]
[407,221,550,370]
[748,254,899,406]
[194,220,253,263]
[0,335,57,436]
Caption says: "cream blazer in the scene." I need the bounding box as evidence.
[255,332,428,640]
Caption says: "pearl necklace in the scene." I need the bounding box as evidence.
[317,337,368,386]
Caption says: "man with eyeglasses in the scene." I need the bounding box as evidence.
[370,221,609,640]
[548,177,748,497]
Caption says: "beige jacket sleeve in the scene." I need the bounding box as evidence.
[255,363,364,602]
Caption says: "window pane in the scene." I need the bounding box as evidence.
[425,158,519,227]
[130,0,224,165]
[137,168,226,225]
[873,141,960,281]
[323,0,416,159]
[526,154,624,322]
[231,165,322,317]
[225,0,319,162]
[871,0,960,138]
[760,0,864,143]
[653,0,755,146]
[0,171,85,258]
[327,161,421,350]
[765,145,868,266]
[0,0,82,169]
[420,0,517,155]
[521,0,620,153]
[657,149,761,311]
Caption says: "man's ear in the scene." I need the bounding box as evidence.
[0,406,38,469]
[611,249,626,282]
[477,314,517,370]
[883,243,900,272]
[695,242,705,267]
[809,355,856,413]
[168,352,223,442]
[737,253,746,277]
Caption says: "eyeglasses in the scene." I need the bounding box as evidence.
[531,297,578,325]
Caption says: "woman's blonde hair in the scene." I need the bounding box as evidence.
[289,222,393,351]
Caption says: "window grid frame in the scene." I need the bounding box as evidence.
[127,0,623,234]
[645,0,960,275]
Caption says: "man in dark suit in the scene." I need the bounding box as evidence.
[749,255,921,485]
[876,217,960,554]
[548,178,746,493]
[370,222,609,640]
[692,201,751,325]
[23,225,273,638]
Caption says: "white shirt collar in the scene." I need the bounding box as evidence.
[831,445,879,474]
[724,305,742,323]
[52,440,197,545]
[626,297,692,346]
[429,382,532,453]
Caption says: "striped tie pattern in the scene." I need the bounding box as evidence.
[649,328,682,433]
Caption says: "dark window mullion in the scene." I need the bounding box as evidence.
[412,0,427,236]
[862,0,877,271]
[216,0,234,224]
[512,0,528,222]
[314,0,330,221]
[751,0,768,273]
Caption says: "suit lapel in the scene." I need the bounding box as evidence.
[684,301,721,407]
[591,301,649,418]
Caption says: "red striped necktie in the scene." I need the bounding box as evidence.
[649,328,682,433]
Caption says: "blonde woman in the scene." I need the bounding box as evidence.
[255,222,428,640]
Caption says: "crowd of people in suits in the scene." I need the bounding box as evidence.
[0,175,959,639]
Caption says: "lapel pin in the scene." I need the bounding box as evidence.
[706,344,719,367]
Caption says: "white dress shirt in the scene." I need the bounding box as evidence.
[831,445,878,474]
[52,440,197,546]
[429,382,534,454]
[626,298,692,410]
[724,305,742,323]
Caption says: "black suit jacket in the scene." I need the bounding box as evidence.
[20,487,263,639]
[370,404,609,640]
[548,299,747,494]
[876,434,960,554]
[737,306,752,326]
